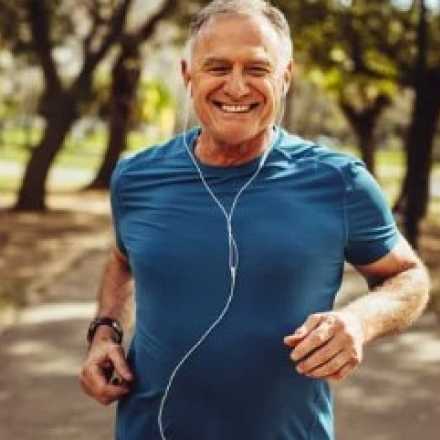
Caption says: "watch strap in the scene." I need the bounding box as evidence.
[87,317,123,345]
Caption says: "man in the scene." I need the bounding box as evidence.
[79,1,430,439]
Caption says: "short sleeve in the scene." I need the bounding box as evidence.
[110,160,128,256]
[344,160,398,265]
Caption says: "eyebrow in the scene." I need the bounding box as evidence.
[201,57,272,68]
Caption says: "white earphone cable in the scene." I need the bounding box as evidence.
[157,85,286,440]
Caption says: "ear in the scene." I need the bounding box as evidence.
[282,59,294,96]
[181,59,191,92]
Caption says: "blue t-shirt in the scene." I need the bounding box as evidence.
[111,127,398,440]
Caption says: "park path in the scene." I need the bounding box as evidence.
[0,247,439,439]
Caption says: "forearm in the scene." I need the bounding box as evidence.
[340,264,430,345]
[96,247,133,333]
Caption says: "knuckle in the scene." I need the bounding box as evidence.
[325,315,337,326]
[311,333,325,345]
[310,313,322,321]
[314,332,326,345]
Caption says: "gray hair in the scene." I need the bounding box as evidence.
[185,0,293,67]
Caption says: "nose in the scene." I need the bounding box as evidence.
[223,68,250,100]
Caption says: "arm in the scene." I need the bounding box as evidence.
[341,234,430,344]
[96,246,134,331]
[283,234,430,382]
[79,246,135,405]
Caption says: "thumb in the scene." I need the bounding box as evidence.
[107,346,133,382]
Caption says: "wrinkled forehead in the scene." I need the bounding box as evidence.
[190,13,284,68]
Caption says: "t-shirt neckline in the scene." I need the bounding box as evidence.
[183,126,283,176]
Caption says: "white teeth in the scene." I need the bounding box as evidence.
[220,104,252,113]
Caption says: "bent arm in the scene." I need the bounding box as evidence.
[341,233,431,345]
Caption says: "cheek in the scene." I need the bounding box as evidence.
[259,81,280,114]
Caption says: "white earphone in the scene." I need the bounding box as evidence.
[157,80,278,440]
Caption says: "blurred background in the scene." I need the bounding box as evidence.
[0,0,439,439]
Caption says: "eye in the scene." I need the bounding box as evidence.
[247,67,269,76]
[209,66,229,75]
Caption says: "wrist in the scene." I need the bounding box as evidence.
[337,308,368,345]
[87,316,123,346]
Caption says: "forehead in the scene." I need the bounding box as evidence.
[191,13,282,66]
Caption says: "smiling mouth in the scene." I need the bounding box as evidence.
[212,101,260,114]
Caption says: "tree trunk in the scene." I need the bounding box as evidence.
[357,123,376,176]
[402,77,440,247]
[14,97,77,211]
[86,45,141,190]
[339,95,390,177]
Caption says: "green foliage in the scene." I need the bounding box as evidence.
[135,78,175,126]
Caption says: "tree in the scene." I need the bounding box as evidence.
[87,0,176,190]
[278,0,440,246]
[278,0,403,175]
[396,0,440,247]
[4,0,134,211]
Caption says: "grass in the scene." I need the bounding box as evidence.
[0,126,163,172]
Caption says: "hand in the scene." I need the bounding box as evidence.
[79,337,134,405]
[283,311,365,383]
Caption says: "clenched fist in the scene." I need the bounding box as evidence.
[79,328,134,405]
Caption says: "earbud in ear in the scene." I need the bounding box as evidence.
[187,82,192,95]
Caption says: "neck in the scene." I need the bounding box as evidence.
[195,127,275,167]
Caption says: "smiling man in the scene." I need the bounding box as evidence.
[79,1,430,439]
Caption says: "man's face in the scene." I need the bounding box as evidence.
[182,13,292,146]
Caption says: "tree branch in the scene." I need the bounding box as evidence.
[74,0,133,93]
[83,0,106,58]
[135,0,177,44]
[26,0,62,92]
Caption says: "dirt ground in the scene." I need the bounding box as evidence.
[1,191,440,439]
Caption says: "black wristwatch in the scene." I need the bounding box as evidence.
[87,317,123,345]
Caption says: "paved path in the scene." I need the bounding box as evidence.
[0,249,439,439]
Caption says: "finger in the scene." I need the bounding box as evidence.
[306,351,352,378]
[290,319,336,362]
[283,332,306,348]
[80,363,110,397]
[294,334,345,374]
[283,314,324,347]
[85,365,130,404]
[326,362,356,383]
[101,382,131,404]
[107,345,134,382]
